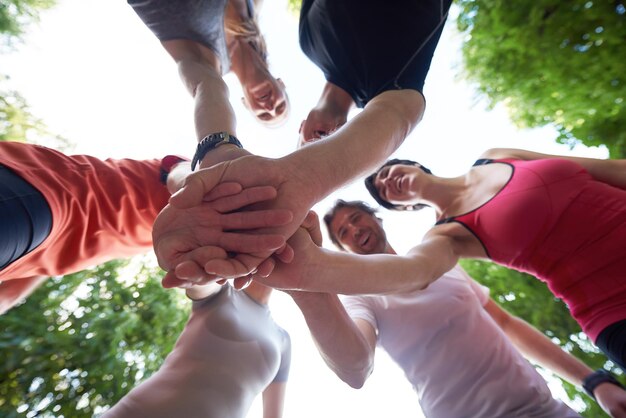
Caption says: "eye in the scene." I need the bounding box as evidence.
[275,101,286,115]
[338,228,346,239]
[257,112,272,121]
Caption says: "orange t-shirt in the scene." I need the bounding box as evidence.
[0,142,170,281]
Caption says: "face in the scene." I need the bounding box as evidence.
[374,164,423,206]
[242,77,289,126]
[329,207,388,255]
[297,108,347,147]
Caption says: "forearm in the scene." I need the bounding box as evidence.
[503,316,592,386]
[285,89,425,202]
[299,239,456,295]
[176,58,237,143]
[290,292,373,388]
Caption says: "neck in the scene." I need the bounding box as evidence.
[243,282,273,305]
[419,175,469,219]
[229,39,267,87]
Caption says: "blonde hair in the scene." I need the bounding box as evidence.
[225,13,268,64]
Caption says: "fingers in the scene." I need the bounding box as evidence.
[302,210,323,246]
[202,182,242,202]
[209,186,278,213]
[170,164,227,208]
[219,209,293,230]
[274,243,294,264]
[204,258,254,279]
[162,271,193,289]
[256,258,276,277]
[216,232,286,254]
[233,276,253,290]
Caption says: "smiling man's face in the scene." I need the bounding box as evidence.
[329,207,388,255]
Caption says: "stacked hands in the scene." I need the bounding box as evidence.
[153,154,321,290]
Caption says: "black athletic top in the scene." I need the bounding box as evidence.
[299,0,453,108]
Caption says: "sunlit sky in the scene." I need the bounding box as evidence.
[3,0,609,416]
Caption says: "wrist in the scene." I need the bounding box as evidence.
[193,132,245,170]
[199,144,250,169]
[582,369,624,399]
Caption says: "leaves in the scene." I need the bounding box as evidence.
[457,0,626,157]
[0,260,190,417]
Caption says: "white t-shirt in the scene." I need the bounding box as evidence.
[342,266,579,418]
[103,285,291,418]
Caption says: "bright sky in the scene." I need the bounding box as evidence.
[3,0,609,416]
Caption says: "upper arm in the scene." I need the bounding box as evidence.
[405,232,461,289]
[482,298,513,330]
[365,90,426,139]
[261,381,287,418]
[354,318,377,354]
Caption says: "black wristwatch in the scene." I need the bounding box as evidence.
[191,132,243,170]
[582,369,625,399]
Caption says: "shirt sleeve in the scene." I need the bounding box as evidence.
[452,265,490,307]
[340,295,378,332]
[272,329,291,383]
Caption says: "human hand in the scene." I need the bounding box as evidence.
[594,382,626,418]
[298,106,346,147]
[166,154,318,281]
[252,211,324,290]
[153,181,293,288]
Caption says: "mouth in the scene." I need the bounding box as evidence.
[358,231,372,249]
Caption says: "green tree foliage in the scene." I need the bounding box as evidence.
[0,260,190,417]
[457,0,626,157]
[0,0,56,49]
[0,76,40,143]
[1,0,63,146]
[286,0,301,15]
[460,259,622,418]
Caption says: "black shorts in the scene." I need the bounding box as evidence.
[0,164,52,270]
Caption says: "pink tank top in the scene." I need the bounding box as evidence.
[437,158,626,340]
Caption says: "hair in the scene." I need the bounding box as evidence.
[364,158,432,211]
[323,199,378,251]
[225,15,268,64]
[226,11,291,128]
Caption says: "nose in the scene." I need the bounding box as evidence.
[348,224,361,241]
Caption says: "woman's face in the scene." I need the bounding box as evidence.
[374,164,423,206]
[242,77,289,127]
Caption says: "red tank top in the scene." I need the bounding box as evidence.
[437,158,626,340]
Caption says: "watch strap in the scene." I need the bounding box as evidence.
[582,369,625,399]
[191,132,243,170]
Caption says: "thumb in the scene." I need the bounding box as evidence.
[169,163,228,208]
[301,210,323,247]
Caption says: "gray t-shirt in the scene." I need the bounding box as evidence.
[343,266,578,418]
[104,285,290,418]
[128,0,231,73]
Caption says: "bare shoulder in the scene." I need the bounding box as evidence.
[478,148,539,160]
